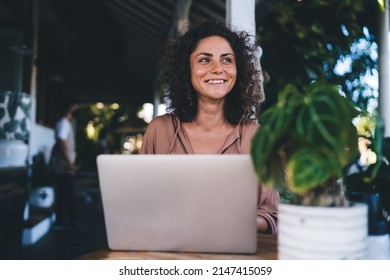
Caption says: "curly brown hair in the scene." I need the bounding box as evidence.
[163,20,264,125]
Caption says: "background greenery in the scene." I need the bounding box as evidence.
[254,0,383,204]
[256,0,380,112]
[75,102,140,171]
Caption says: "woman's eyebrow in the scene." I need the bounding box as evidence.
[194,52,213,57]
[194,52,235,57]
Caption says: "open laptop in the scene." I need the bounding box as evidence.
[96,154,258,254]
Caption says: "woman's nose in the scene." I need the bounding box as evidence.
[211,61,223,74]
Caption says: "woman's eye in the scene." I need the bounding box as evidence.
[222,57,233,63]
[198,57,210,63]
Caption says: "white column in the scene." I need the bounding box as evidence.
[29,0,39,131]
[379,0,390,137]
[226,0,264,98]
[27,0,39,159]
[226,0,258,59]
[226,0,256,37]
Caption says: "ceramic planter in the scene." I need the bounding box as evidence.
[0,139,28,167]
[278,202,368,259]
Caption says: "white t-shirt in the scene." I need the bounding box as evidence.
[56,117,72,141]
[52,117,76,173]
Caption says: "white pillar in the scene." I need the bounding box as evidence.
[226,0,264,100]
[226,0,256,37]
[379,0,390,137]
[29,0,39,131]
[28,0,39,159]
[225,0,262,65]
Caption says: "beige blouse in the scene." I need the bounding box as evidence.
[140,114,278,234]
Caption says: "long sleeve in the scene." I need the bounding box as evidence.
[257,185,279,234]
[240,121,279,234]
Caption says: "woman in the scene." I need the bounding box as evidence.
[140,20,278,234]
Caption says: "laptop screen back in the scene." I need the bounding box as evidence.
[97,154,258,254]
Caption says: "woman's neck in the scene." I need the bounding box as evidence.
[191,102,229,132]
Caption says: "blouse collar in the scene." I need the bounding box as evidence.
[171,115,242,154]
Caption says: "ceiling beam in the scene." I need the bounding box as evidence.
[126,0,171,27]
[114,13,162,45]
[109,0,167,31]
[144,0,175,19]
[192,2,224,23]
[104,1,162,44]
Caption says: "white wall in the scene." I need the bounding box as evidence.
[29,122,54,163]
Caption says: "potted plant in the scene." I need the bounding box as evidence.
[0,91,31,167]
[251,81,368,259]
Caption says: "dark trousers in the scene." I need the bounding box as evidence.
[54,173,78,227]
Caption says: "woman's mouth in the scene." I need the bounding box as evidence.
[205,79,226,84]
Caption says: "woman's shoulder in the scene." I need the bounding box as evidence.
[235,119,259,154]
[241,119,259,127]
[147,114,175,130]
[240,119,259,135]
[141,114,177,154]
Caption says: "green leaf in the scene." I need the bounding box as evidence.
[286,148,342,194]
[295,82,359,167]
[14,132,24,140]
[20,117,28,132]
[296,96,342,151]
[0,107,5,121]
[251,84,302,185]
[339,121,359,166]
[4,120,19,133]
[296,84,344,151]
[7,93,20,120]
[20,102,31,117]
[370,115,385,181]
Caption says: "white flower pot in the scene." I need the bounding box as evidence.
[0,139,28,167]
[278,202,368,259]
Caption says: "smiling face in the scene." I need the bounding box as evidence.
[190,36,237,103]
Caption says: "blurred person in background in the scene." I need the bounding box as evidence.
[50,97,79,231]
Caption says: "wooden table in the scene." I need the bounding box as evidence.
[78,234,277,260]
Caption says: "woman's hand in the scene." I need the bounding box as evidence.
[257,216,269,233]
